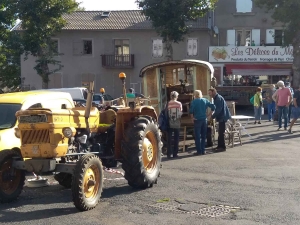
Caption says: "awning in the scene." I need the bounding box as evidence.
[225,63,292,76]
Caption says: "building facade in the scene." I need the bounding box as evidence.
[209,0,293,105]
[18,11,212,97]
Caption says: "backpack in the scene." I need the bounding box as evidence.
[250,95,254,105]
[168,107,182,129]
[158,104,169,131]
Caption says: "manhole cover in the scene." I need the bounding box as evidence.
[148,200,240,218]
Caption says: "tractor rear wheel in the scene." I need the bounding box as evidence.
[0,150,25,203]
[71,154,103,211]
[54,172,72,188]
[121,116,162,189]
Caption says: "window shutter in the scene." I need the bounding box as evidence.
[227,30,236,46]
[193,39,198,56]
[157,39,163,57]
[266,29,275,44]
[152,39,158,57]
[187,39,193,56]
[252,29,260,46]
[153,39,163,58]
[73,41,83,56]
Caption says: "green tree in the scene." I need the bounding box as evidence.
[13,0,78,88]
[0,33,22,89]
[136,0,218,60]
[0,0,22,89]
[254,0,300,86]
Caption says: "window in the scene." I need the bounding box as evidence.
[187,38,198,56]
[83,40,93,55]
[228,29,260,46]
[236,0,252,13]
[275,30,284,45]
[152,39,163,58]
[266,29,284,45]
[114,39,130,55]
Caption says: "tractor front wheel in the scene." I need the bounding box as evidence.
[121,116,162,189]
[71,154,103,211]
[0,150,25,203]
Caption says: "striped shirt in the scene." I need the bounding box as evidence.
[168,100,182,120]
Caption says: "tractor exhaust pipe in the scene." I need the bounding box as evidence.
[84,81,94,130]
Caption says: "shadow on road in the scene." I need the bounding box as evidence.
[0,207,77,222]
[102,184,142,199]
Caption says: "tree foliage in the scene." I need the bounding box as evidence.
[254,0,300,86]
[136,0,218,60]
[0,0,78,89]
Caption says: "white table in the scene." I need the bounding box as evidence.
[230,115,254,138]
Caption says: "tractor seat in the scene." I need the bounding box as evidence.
[98,109,117,133]
[100,109,116,125]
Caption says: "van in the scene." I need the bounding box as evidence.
[44,87,88,100]
[0,91,75,152]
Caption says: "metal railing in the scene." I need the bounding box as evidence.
[101,54,134,68]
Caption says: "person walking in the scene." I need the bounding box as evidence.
[285,82,294,123]
[254,87,263,124]
[189,90,215,155]
[266,84,276,121]
[288,86,300,134]
[208,88,231,152]
[276,80,292,131]
[166,91,182,159]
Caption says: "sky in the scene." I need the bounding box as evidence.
[78,0,139,11]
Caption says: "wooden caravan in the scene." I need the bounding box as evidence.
[139,59,215,119]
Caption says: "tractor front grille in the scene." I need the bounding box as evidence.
[21,129,50,144]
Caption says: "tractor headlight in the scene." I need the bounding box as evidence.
[14,128,20,138]
[62,127,76,138]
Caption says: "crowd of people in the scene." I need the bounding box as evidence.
[160,79,300,158]
[159,88,231,158]
[255,80,298,133]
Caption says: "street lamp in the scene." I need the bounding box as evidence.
[119,72,127,106]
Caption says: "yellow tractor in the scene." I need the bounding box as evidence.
[0,73,162,211]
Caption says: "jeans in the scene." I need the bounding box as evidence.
[278,106,288,128]
[288,104,293,122]
[218,121,226,149]
[267,102,275,121]
[194,119,207,154]
[254,106,262,121]
[167,128,179,156]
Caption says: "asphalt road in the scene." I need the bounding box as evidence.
[1,114,300,225]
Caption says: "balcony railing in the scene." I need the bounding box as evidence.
[101,54,134,68]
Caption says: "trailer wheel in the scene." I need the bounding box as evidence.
[121,116,162,189]
[71,154,103,211]
[0,150,25,203]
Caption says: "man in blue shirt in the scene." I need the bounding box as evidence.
[208,88,231,152]
[189,90,215,155]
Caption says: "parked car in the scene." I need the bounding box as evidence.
[73,98,86,106]
[42,87,88,100]
[92,93,114,105]
[0,91,75,152]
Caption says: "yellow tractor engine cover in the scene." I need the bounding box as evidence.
[16,107,99,159]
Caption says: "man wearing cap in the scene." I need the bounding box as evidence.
[275,80,292,131]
